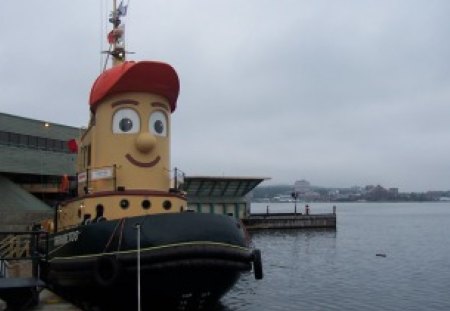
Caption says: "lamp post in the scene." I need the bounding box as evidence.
[41,122,50,200]
[291,191,299,214]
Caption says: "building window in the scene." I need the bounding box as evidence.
[0,132,9,144]
[29,136,38,147]
[10,133,20,144]
[38,137,47,149]
[0,130,74,154]
[19,135,28,146]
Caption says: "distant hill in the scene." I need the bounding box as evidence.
[252,185,293,199]
[252,184,450,202]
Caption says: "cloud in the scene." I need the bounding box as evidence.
[2,0,450,191]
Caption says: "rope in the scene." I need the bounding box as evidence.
[117,218,126,251]
[103,218,125,253]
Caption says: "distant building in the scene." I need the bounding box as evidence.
[389,188,399,197]
[294,180,311,193]
[366,185,399,201]
[365,185,375,192]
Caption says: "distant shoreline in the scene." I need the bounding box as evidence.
[252,199,450,203]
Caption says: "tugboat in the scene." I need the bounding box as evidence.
[39,2,262,310]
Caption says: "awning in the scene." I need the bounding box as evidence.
[183,176,269,198]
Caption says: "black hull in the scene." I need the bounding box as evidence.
[40,213,260,310]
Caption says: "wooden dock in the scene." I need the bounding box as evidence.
[242,213,336,230]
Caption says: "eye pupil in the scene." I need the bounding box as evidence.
[154,120,164,134]
[149,111,167,137]
[119,118,133,132]
[113,108,140,134]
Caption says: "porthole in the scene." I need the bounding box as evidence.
[163,200,172,210]
[142,200,151,210]
[120,199,129,209]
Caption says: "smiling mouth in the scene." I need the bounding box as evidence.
[125,154,161,168]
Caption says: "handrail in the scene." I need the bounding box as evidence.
[0,235,30,259]
[0,231,49,275]
[0,230,49,280]
[78,165,117,193]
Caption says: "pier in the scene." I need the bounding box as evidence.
[243,210,336,230]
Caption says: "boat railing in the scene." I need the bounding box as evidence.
[172,167,185,192]
[78,165,186,194]
[78,165,117,193]
[0,230,49,278]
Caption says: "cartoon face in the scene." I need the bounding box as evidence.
[92,92,171,191]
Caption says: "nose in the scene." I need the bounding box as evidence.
[135,133,156,153]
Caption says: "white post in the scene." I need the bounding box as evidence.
[136,224,142,311]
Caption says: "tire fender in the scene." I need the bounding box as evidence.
[94,255,122,286]
[252,249,263,280]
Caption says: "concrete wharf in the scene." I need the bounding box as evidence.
[243,212,336,230]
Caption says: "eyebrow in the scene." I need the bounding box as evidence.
[111,100,139,108]
[152,102,169,111]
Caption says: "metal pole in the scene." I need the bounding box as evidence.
[174,167,178,189]
[294,193,297,214]
[53,204,58,233]
[136,224,141,311]
[113,164,117,191]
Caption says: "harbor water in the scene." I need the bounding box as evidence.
[20,202,450,310]
[218,202,450,310]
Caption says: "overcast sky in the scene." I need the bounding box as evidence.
[2,1,450,191]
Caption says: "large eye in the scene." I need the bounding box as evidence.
[112,108,140,134]
[149,111,167,137]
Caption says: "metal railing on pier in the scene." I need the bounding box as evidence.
[0,231,49,278]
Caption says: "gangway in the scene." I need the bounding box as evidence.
[0,230,48,311]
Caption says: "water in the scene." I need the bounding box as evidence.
[22,202,450,310]
[219,202,450,310]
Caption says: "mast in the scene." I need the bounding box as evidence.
[105,0,128,68]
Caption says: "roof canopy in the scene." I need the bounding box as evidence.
[183,176,268,198]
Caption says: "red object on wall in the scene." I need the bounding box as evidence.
[67,139,78,153]
[60,174,70,193]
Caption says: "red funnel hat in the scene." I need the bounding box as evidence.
[89,61,180,113]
